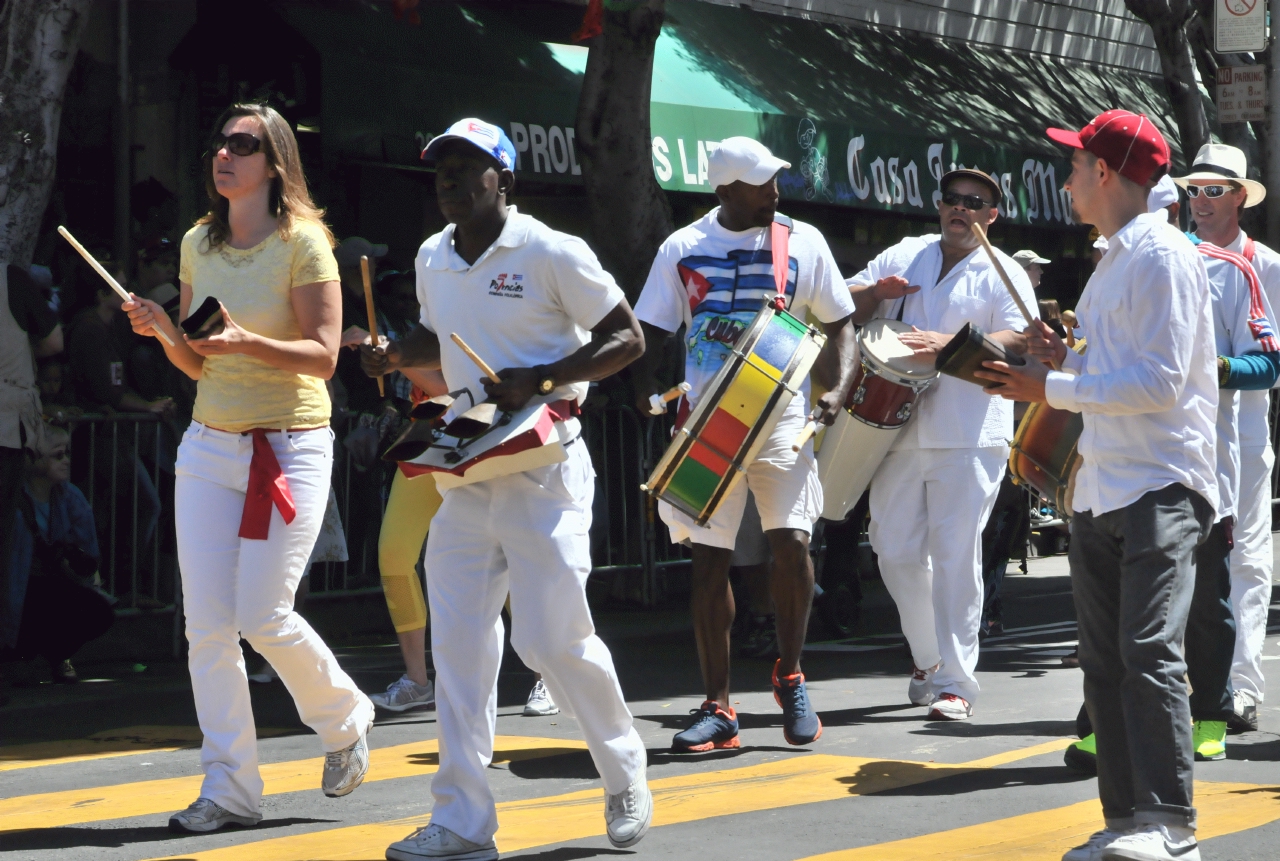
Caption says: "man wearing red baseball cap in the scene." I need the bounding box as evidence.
[978,110,1218,861]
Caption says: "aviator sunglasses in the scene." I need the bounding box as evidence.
[209,132,262,157]
[941,190,993,211]
[1185,184,1238,199]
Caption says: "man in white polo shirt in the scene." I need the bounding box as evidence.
[361,118,651,861]
[1175,143,1280,734]
[980,110,1218,861]
[846,168,1036,721]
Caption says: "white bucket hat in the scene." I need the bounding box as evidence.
[1173,143,1266,208]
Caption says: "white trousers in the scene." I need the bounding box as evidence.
[868,446,1006,705]
[1231,444,1275,702]
[175,423,375,817]
[426,441,645,845]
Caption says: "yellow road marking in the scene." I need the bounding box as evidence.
[1,736,585,833]
[0,726,293,772]
[798,781,1280,860]
[957,737,1075,769]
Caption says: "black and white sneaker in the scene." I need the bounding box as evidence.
[1100,823,1199,861]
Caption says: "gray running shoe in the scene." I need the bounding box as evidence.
[323,723,371,797]
[523,679,559,716]
[385,823,498,860]
[1228,689,1259,733]
[605,767,653,848]
[371,675,435,712]
[168,797,261,833]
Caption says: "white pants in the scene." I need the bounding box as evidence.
[175,423,375,817]
[662,410,822,549]
[426,441,645,845]
[1231,444,1275,702]
[868,446,1006,705]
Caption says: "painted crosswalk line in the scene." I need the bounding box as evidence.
[0,726,293,773]
[142,741,1066,861]
[1,735,585,833]
[798,780,1280,860]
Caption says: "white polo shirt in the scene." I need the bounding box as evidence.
[1227,230,1280,450]
[847,234,1036,450]
[415,207,624,426]
[1045,213,1219,516]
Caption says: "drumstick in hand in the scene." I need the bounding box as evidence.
[649,382,691,415]
[58,226,176,346]
[792,420,819,452]
[360,255,385,397]
[450,333,502,384]
[970,222,1060,371]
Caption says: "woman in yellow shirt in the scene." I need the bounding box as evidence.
[125,103,374,833]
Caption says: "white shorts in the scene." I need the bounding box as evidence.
[729,491,769,567]
[661,410,822,551]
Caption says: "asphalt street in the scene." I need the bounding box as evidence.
[3,550,1280,860]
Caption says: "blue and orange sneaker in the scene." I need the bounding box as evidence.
[772,660,822,745]
[671,701,741,752]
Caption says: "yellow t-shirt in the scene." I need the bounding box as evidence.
[179,220,338,432]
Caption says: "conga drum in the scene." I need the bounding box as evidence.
[817,319,937,520]
[1008,401,1082,516]
[643,301,825,525]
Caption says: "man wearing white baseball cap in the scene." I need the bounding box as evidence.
[633,136,859,752]
[1177,143,1280,736]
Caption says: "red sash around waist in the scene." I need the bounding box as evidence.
[238,428,298,540]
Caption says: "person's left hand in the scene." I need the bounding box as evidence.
[185,304,255,356]
[482,367,539,412]
[341,325,370,349]
[974,358,1050,402]
[812,390,844,426]
[897,326,950,358]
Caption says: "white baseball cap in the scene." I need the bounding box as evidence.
[708,137,791,189]
[1147,174,1178,212]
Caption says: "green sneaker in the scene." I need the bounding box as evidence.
[1064,733,1097,774]
[1193,719,1227,761]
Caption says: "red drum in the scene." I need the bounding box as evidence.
[817,319,936,520]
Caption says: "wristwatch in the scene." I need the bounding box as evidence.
[534,365,556,395]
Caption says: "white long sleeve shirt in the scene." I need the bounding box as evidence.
[1044,212,1219,516]
[1228,231,1280,450]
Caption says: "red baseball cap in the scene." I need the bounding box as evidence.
[1046,110,1170,186]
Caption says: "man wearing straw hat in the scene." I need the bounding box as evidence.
[360,118,652,861]
[1175,143,1280,737]
[846,168,1036,722]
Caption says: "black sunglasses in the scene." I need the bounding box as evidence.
[941,190,993,211]
[209,132,262,157]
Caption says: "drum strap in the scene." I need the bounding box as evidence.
[770,214,793,310]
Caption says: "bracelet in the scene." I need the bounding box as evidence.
[1218,356,1231,387]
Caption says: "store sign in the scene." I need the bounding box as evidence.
[1216,65,1267,123]
[1215,0,1266,53]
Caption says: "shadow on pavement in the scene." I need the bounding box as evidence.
[1,818,337,852]
[871,763,1092,796]
[910,719,1077,738]
[503,847,634,859]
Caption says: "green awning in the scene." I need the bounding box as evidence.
[278,0,1177,229]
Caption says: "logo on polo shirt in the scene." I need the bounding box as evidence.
[488,273,524,297]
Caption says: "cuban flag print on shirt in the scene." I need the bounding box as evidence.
[679,249,798,373]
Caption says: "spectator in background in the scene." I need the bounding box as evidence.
[1012,249,1050,291]
[1,263,62,661]
[334,236,390,415]
[4,424,113,684]
[36,357,81,424]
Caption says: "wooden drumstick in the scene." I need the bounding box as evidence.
[648,382,691,415]
[969,222,1060,371]
[360,255,385,397]
[58,225,176,346]
[450,333,502,383]
[792,420,819,452]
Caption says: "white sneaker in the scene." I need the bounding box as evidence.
[523,679,560,716]
[927,692,973,721]
[1230,688,1259,732]
[247,663,278,685]
[323,722,371,797]
[605,767,653,848]
[1101,823,1199,861]
[385,823,498,860]
[168,797,261,833]
[909,663,938,706]
[1062,827,1128,861]
[371,675,435,712]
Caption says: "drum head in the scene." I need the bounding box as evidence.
[859,319,937,381]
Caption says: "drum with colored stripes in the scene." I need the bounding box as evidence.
[643,301,825,525]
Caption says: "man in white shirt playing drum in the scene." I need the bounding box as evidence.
[979,110,1218,861]
[1175,143,1280,735]
[845,169,1036,721]
[361,118,652,861]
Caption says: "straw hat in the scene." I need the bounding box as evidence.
[1173,143,1266,208]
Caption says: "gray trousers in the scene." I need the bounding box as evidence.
[1070,483,1214,829]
